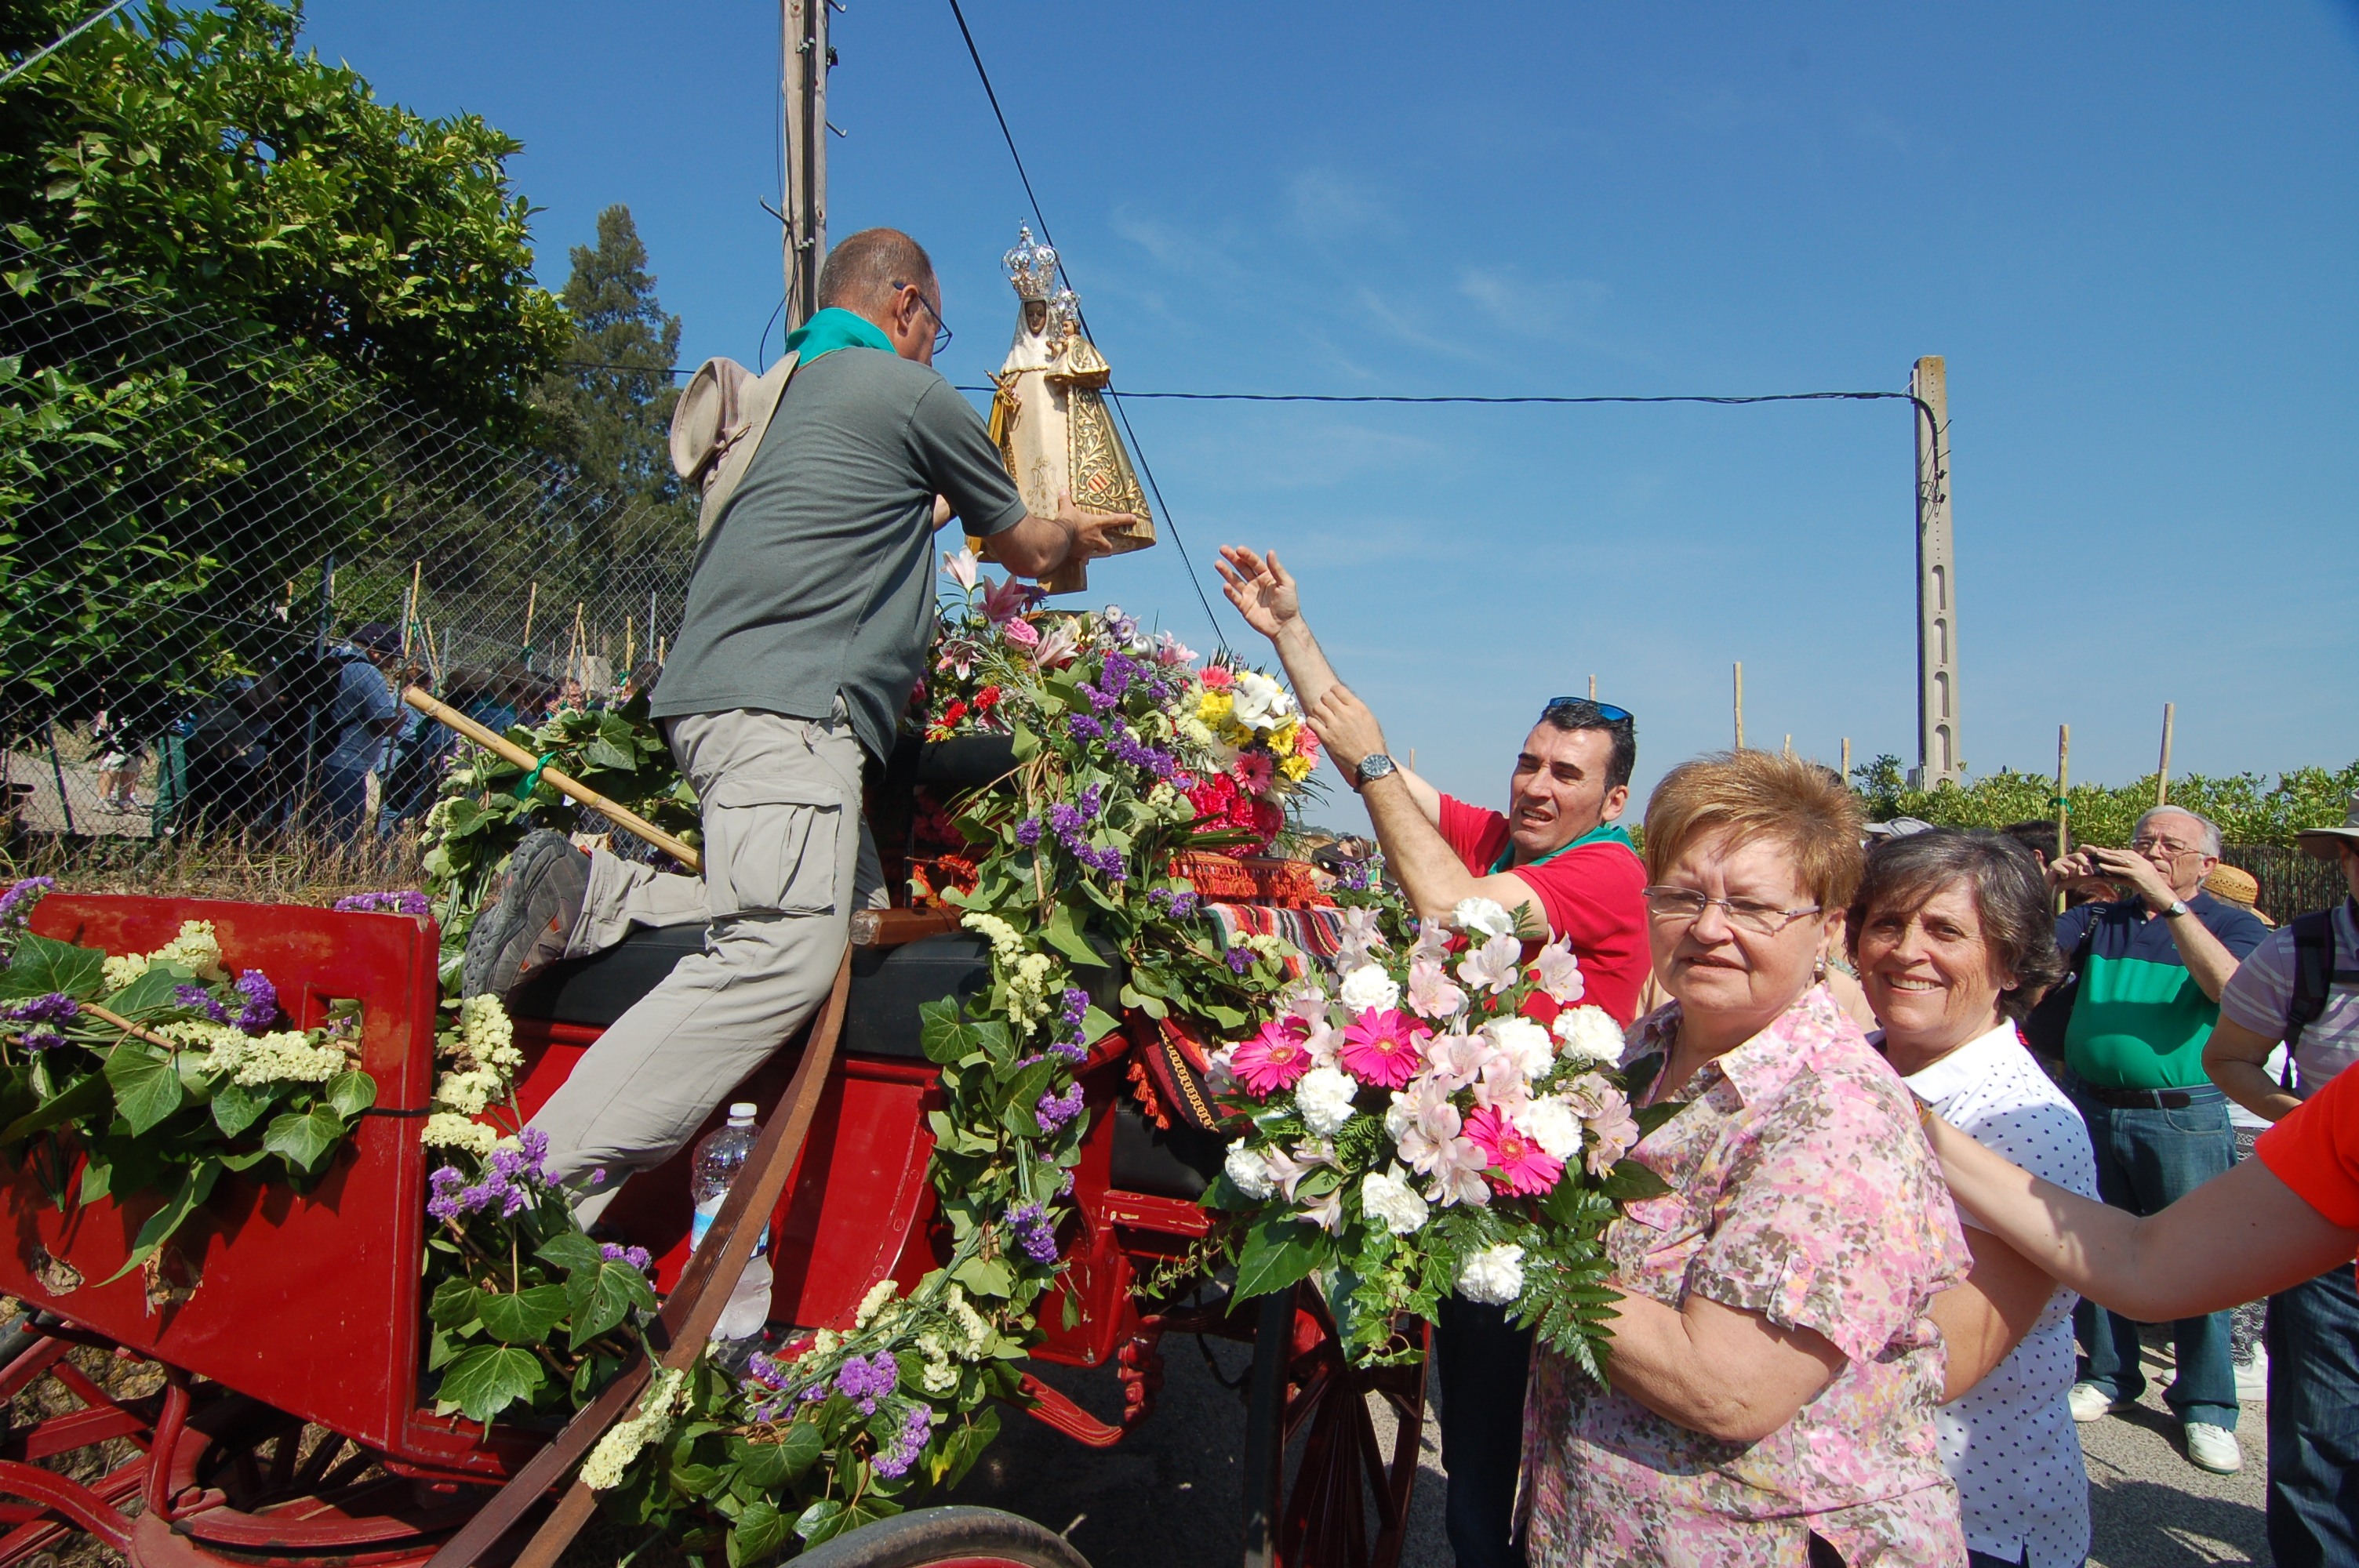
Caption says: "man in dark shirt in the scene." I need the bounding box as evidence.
[485,229,1129,1240]
[2048,805,2269,1474]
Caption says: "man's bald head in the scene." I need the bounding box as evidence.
[818,228,936,316]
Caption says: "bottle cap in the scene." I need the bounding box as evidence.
[729,1102,757,1121]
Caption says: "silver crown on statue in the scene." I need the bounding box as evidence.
[1002,225,1060,303]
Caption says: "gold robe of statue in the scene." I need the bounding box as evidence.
[983,229,1154,595]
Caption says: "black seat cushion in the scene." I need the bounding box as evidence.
[1108,1105,1229,1200]
[504,924,705,1029]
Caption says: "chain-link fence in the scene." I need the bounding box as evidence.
[1,237,697,851]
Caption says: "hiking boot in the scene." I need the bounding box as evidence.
[2184,1421,2241,1474]
[463,830,590,997]
[2067,1382,2128,1423]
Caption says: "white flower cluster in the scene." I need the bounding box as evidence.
[580,1367,689,1490]
[422,1112,496,1156]
[1336,964,1401,1014]
[1005,951,1055,1036]
[1552,1005,1625,1067]
[1457,1243,1526,1305]
[1224,1143,1277,1200]
[1360,1167,1430,1236]
[422,995,524,1149]
[103,920,229,990]
[962,912,1026,964]
[1235,932,1294,966]
[458,994,521,1071]
[854,1279,899,1328]
[164,1019,345,1087]
[1294,1065,1359,1138]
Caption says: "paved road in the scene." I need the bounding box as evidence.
[949,1333,2266,1568]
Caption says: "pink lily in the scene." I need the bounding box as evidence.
[1031,621,1081,670]
[942,547,980,593]
[978,575,1038,625]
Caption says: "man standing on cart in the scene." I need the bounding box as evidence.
[469,227,1130,1231]
[1217,544,1648,1568]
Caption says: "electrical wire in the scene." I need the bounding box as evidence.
[943,0,1234,655]
[0,0,136,89]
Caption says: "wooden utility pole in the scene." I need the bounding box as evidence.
[1732,662,1745,750]
[781,0,831,328]
[2157,702,2176,805]
[1912,357,1962,787]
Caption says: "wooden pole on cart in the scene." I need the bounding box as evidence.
[2055,724,2071,914]
[423,951,854,1568]
[520,582,538,671]
[399,686,701,872]
[1732,662,1745,750]
[2156,702,2175,806]
[1841,736,1852,781]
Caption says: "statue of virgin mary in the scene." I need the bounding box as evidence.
[984,227,1154,594]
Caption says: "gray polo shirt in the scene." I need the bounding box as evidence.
[649,347,1027,760]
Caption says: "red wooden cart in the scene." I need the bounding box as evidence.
[0,891,1427,1568]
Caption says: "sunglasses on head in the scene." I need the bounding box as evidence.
[1542,697,1632,723]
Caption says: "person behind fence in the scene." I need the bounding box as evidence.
[2201,793,2359,1567]
[317,622,402,839]
[460,228,1133,1297]
[1851,829,2095,1568]
[1517,750,1970,1567]
[2041,805,2268,1475]
[1213,543,1648,1568]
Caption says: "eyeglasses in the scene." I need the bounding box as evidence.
[1641,886,1821,935]
[2129,836,2203,857]
[895,281,953,355]
[1541,698,1632,723]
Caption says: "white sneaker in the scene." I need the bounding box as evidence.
[2235,1348,2269,1403]
[2185,1421,2242,1474]
[2068,1382,2126,1423]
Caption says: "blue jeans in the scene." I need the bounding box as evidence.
[318,763,371,840]
[2065,1078,2238,1428]
[2266,1261,2359,1567]
[1434,1294,1530,1568]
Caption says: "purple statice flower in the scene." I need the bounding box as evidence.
[19,1029,64,1052]
[1102,720,1176,781]
[332,891,431,917]
[427,1165,468,1223]
[0,877,56,942]
[1035,1083,1085,1133]
[173,984,231,1023]
[1075,679,1118,714]
[1006,1202,1060,1264]
[873,1402,932,1480]
[5,993,78,1026]
[599,1241,655,1272]
[1147,887,1201,920]
[834,1350,899,1414]
[232,971,281,1034]
[518,1126,551,1175]
[1076,786,1103,821]
[1066,713,1103,742]
[1227,949,1253,975]
[1014,817,1043,848]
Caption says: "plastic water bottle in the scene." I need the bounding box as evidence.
[691,1103,772,1341]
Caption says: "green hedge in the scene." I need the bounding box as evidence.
[1853,757,2359,849]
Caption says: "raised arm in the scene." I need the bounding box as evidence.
[1925,1114,2357,1320]
[1216,546,1344,718]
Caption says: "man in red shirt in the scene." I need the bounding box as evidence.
[1218,545,1648,1568]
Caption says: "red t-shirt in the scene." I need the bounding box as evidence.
[1437,794,1650,1027]
[2256,1062,2359,1231]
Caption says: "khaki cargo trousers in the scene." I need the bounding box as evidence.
[527,706,885,1223]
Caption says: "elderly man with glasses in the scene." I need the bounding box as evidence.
[1217,545,1648,1568]
[2045,806,2270,1474]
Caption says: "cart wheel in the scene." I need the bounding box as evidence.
[1240,1284,1427,1568]
[128,1392,494,1568]
[789,1505,1091,1568]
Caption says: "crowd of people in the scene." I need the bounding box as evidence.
[1212,546,2359,1568]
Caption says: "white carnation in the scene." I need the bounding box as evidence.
[1517,1097,1585,1163]
[1295,1066,1361,1138]
[1360,1167,1430,1236]
[1452,898,1515,940]
[1485,1016,1555,1083]
[1224,1145,1278,1200]
[1552,1005,1627,1067]
[1457,1243,1527,1306]
[1337,964,1401,1014]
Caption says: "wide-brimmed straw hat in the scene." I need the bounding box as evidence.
[2203,864,2260,908]
[669,354,800,540]
[2295,792,2359,862]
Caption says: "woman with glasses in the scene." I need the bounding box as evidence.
[1519,750,1972,1568]
[1851,829,2095,1568]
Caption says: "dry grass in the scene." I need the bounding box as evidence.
[1,824,425,909]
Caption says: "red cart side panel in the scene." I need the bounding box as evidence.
[5,895,438,1459]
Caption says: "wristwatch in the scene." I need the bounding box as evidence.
[1353,753,1398,790]
[2163,899,2193,919]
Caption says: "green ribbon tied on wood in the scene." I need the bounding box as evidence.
[513,754,557,800]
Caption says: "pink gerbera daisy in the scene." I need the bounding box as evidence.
[1463,1104,1565,1197]
[1339,1007,1430,1091]
[1200,665,1235,689]
[1229,1015,1315,1098]
[1232,752,1276,793]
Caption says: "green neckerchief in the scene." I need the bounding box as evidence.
[781,307,894,364]
[1491,819,1637,875]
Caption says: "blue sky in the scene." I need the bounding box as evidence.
[304,1,2358,812]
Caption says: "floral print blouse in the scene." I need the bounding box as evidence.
[1519,985,1974,1568]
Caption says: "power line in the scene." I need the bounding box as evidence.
[0,0,137,89]
[942,0,1234,655]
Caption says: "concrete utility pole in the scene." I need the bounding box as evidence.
[781,0,832,329]
[1911,356,1963,787]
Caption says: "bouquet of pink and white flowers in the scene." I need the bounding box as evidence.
[1203,895,1668,1373]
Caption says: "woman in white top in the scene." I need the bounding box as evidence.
[1852,829,2100,1568]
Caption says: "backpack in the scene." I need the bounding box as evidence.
[2287,898,2359,1054]
[2023,913,2100,1062]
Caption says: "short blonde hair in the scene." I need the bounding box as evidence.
[1643,750,1866,913]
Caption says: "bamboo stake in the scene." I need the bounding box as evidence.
[1588,674,1596,701]
[420,616,444,684]
[1783,735,1793,758]
[402,560,422,657]
[1841,737,1852,779]
[2055,724,2072,913]
[85,1001,184,1052]
[402,686,700,870]
[522,582,539,668]
[624,616,634,673]
[1732,662,1745,750]
[2157,702,2175,806]
[570,602,586,688]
